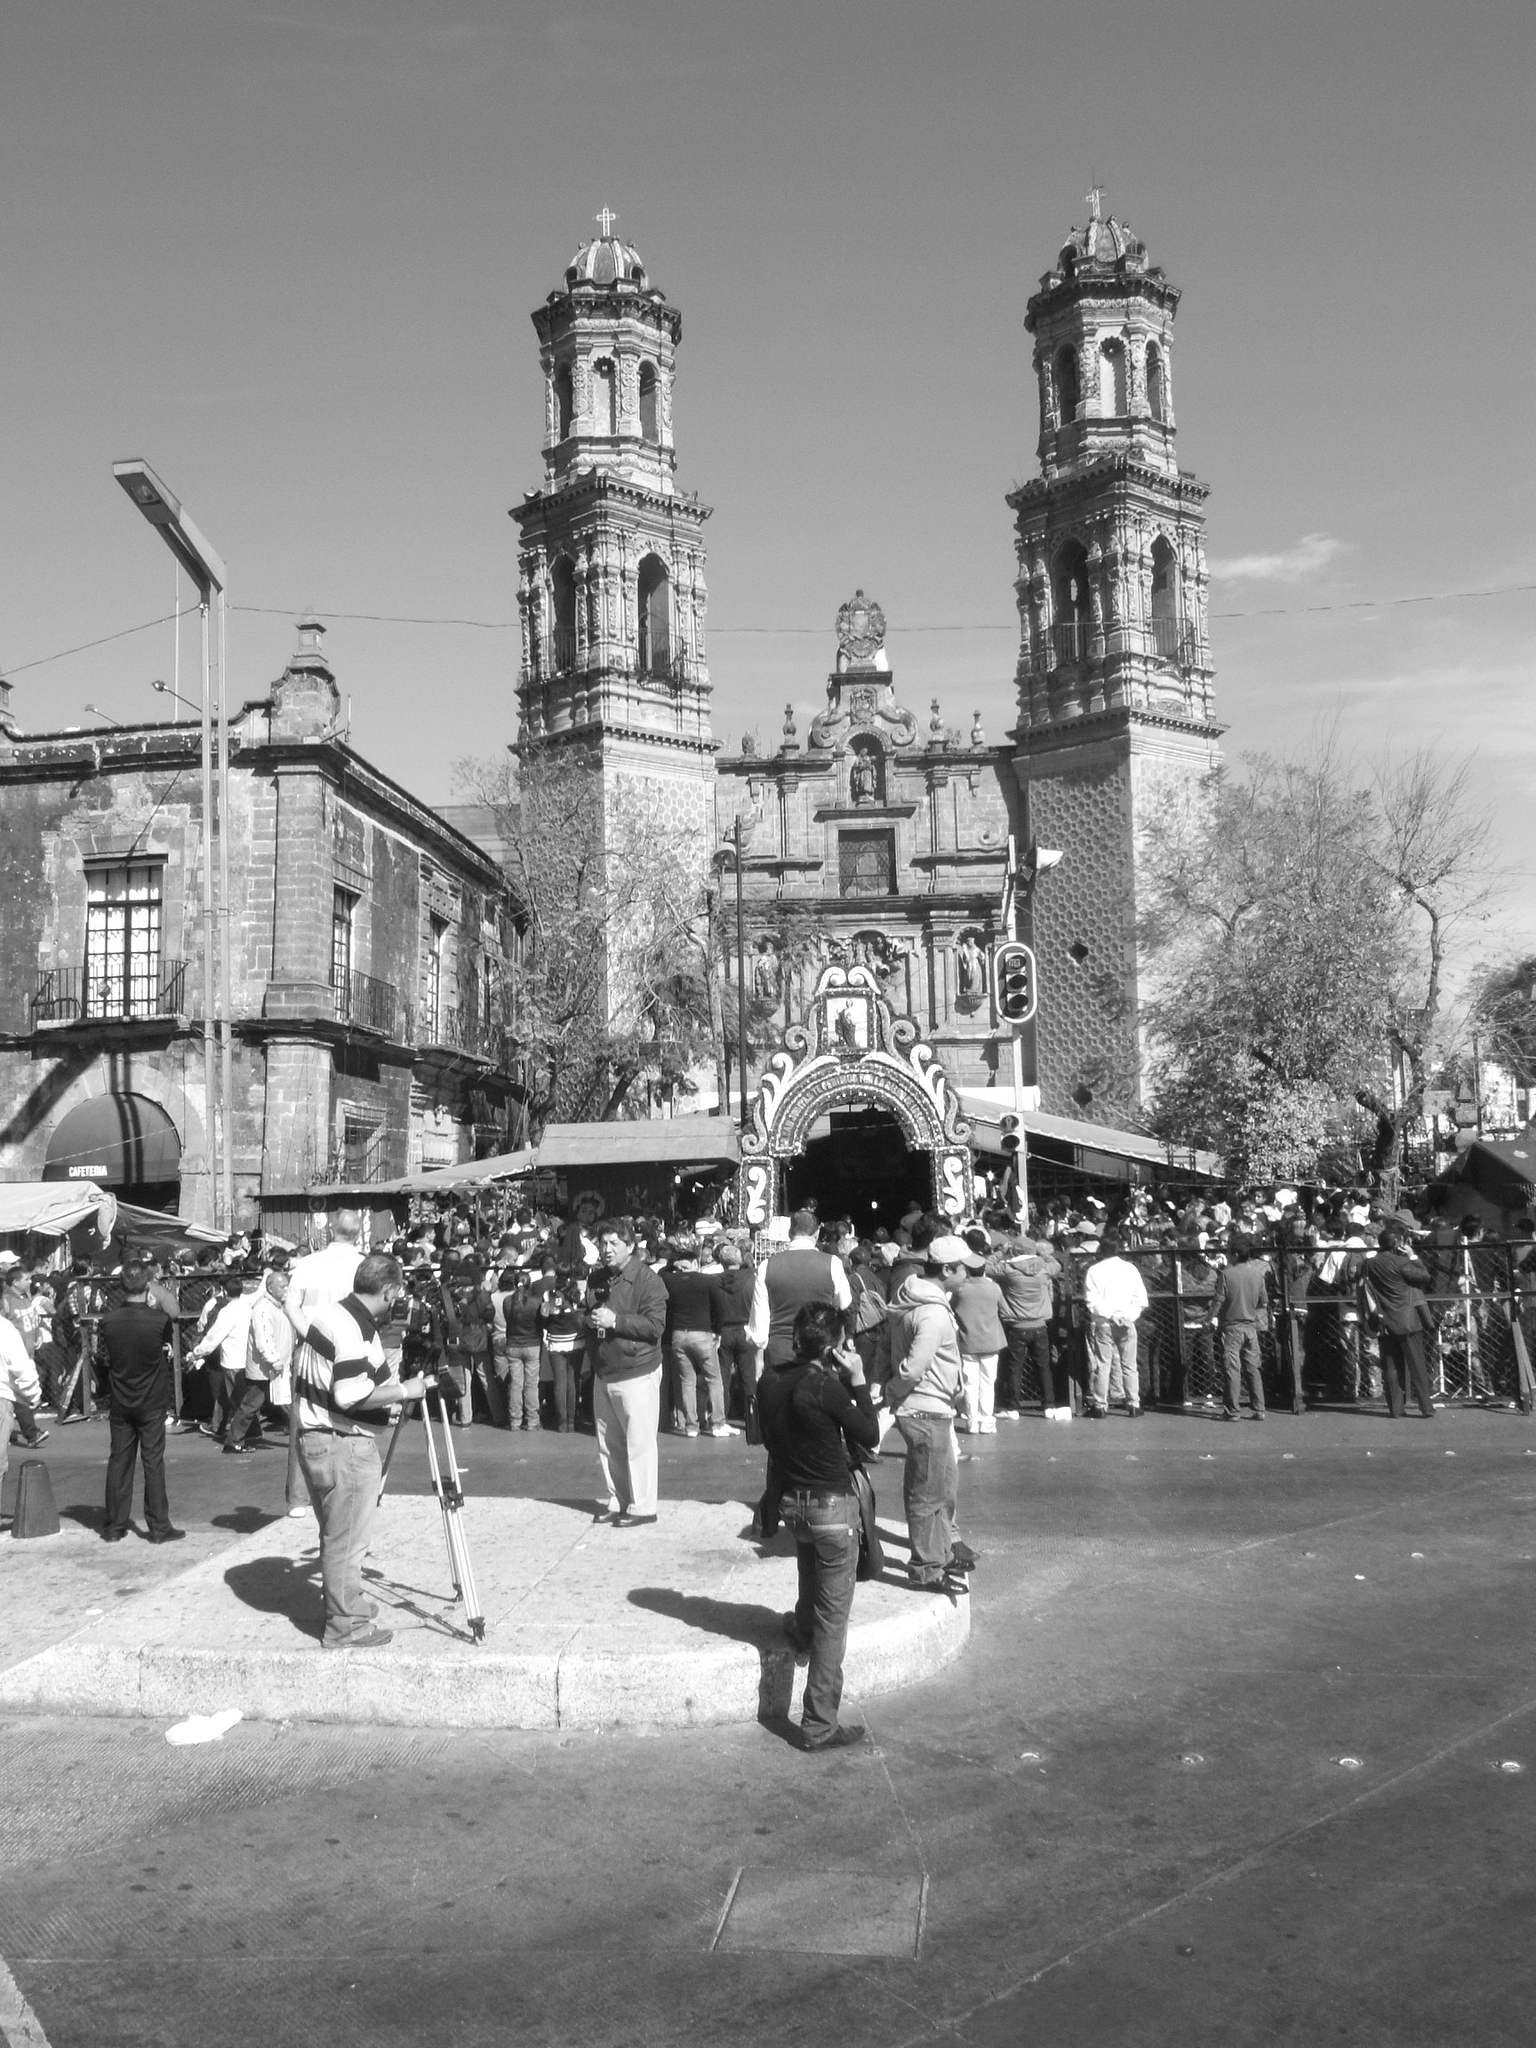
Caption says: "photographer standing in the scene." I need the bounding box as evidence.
[757,1302,879,1751]
[584,1219,667,1527]
[281,1253,427,1650]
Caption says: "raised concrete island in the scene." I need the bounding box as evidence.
[0,1498,970,1730]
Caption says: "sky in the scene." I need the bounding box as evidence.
[3,0,1534,981]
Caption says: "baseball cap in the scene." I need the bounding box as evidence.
[927,1233,985,1270]
[0,1250,22,1270]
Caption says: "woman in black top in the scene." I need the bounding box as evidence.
[756,1303,880,1752]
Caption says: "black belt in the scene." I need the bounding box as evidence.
[784,1488,851,1509]
[299,1425,365,1438]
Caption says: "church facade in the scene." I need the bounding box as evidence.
[511,195,1219,1144]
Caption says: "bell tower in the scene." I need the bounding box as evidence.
[1008,191,1221,1124]
[512,212,713,808]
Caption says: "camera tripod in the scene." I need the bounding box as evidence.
[378,1380,486,1643]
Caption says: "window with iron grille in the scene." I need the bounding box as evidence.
[85,862,163,1019]
[838,830,896,898]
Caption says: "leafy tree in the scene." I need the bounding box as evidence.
[1467,954,1536,1089]
[1140,738,1495,1190]
[454,746,716,1130]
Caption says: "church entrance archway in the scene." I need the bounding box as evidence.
[783,1105,932,1231]
[738,964,974,1233]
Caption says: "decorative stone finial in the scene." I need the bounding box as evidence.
[272,618,341,740]
[928,698,946,750]
[0,673,18,744]
[780,702,799,755]
[971,709,986,748]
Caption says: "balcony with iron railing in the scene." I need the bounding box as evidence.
[331,967,406,1042]
[1050,618,1091,667]
[551,627,577,674]
[418,1003,506,1064]
[28,960,187,1030]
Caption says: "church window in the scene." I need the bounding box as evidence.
[1099,339,1127,417]
[1051,541,1092,665]
[552,556,578,671]
[838,830,896,897]
[637,555,671,677]
[1146,343,1166,423]
[1054,345,1079,423]
[554,365,574,440]
[639,362,658,443]
[593,358,617,435]
[1150,537,1181,661]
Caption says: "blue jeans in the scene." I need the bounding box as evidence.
[296,1430,381,1645]
[669,1329,725,1430]
[783,1490,860,1745]
[895,1412,958,1581]
[503,1341,543,1427]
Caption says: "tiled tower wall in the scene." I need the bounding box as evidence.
[1024,748,1141,1124]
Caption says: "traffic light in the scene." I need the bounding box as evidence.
[994,941,1037,1024]
[999,1113,1021,1158]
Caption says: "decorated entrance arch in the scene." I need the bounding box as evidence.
[738,964,975,1231]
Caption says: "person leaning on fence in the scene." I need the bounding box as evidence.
[1363,1224,1436,1421]
[756,1301,880,1752]
[280,1252,428,1650]
[1211,1234,1272,1421]
[1083,1234,1149,1420]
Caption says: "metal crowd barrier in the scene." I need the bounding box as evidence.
[1016,1240,1536,1413]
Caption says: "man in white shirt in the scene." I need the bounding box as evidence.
[1083,1233,1150,1419]
[190,1279,257,1441]
[283,1211,364,1515]
[744,1211,853,1366]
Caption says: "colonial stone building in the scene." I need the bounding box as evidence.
[0,626,516,1228]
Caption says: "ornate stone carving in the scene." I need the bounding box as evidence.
[738,964,975,1226]
[836,588,886,667]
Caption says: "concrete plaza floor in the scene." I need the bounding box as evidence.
[1,1402,1534,2046]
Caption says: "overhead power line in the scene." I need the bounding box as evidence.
[5,580,1534,681]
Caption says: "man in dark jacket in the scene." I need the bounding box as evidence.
[98,1260,183,1543]
[585,1217,669,1525]
[1211,1235,1272,1420]
[1365,1224,1436,1419]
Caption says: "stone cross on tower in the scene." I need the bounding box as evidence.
[595,204,617,237]
[1085,182,1104,222]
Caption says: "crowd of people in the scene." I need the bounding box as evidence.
[2,1175,1533,1748]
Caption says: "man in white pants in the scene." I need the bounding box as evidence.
[283,1210,363,1514]
[584,1218,668,1528]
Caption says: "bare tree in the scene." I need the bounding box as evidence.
[1359,750,1497,1192]
[453,746,717,1131]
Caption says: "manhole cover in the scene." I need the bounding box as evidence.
[712,1868,926,1957]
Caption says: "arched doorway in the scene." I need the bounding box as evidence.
[783,1105,931,1229]
[44,1093,182,1212]
[738,964,974,1232]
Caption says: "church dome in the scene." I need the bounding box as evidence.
[1056,191,1159,278]
[565,216,649,291]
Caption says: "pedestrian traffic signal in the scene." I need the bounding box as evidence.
[994,941,1037,1023]
[999,1113,1021,1157]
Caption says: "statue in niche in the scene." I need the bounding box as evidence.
[752,938,782,1004]
[849,736,884,807]
[956,930,988,1001]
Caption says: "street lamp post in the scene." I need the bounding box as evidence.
[112,461,232,1230]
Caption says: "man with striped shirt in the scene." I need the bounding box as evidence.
[279,1252,425,1650]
